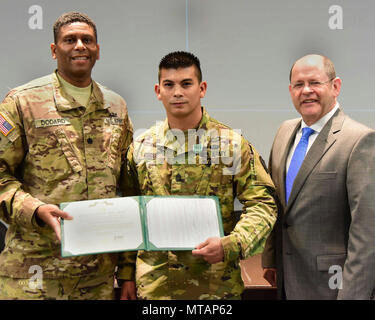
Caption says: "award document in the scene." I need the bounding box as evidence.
[60,196,224,257]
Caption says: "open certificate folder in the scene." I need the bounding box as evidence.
[60,196,224,257]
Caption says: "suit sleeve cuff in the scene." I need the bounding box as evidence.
[261,254,276,269]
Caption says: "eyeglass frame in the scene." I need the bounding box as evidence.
[290,78,336,91]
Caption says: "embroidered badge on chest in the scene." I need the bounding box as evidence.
[34,118,71,128]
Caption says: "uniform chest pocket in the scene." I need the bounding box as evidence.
[88,118,124,173]
[27,128,81,183]
[203,164,234,195]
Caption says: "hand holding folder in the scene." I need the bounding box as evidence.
[60,196,224,257]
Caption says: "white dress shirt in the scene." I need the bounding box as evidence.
[286,103,340,173]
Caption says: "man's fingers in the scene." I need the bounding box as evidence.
[36,204,70,241]
[192,247,206,256]
[192,237,224,264]
[49,218,62,242]
[55,210,73,220]
[192,241,215,260]
[53,227,61,242]
[37,204,73,220]
[192,238,218,255]
[50,208,73,220]
[194,239,209,250]
[192,240,210,256]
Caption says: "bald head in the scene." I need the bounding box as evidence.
[288,54,342,126]
[289,54,336,82]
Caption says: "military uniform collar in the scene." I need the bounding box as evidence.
[52,70,108,113]
[157,107,212,155]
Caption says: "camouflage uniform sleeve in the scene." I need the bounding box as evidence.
[261,148,278,268]
[119,143,141,197]
[120,111,134,165]
[0,96,45,229]
[220,137,277,261]
[117,143,140,281]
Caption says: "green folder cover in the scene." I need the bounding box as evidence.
[60,195,223,257]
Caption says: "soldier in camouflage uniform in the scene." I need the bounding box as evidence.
[0,12,134,299]
[121,51,277,300]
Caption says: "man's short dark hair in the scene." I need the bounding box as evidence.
[158,51,202,83]
[53,12,98,43]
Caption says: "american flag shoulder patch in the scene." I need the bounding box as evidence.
[0,112,15,136]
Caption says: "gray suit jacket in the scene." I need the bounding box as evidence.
[262,108,375,299]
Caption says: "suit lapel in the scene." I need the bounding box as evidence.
[277,120,301,209]
[285,109,345,213]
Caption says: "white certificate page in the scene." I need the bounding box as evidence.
[146,198,221,249]
[61,197,142,256]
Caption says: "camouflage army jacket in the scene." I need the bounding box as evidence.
[122,108,277,299]
[0,72,133,279]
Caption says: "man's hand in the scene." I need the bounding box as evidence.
[35,204,73,241]
[192,237,224,264]
[263,268,277,287]
[120,280,137,300]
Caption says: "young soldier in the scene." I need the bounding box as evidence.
[121,51,276,300]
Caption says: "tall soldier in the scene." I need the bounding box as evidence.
[0,12,133,299]
[121,51,277,300]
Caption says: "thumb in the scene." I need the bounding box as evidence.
[49,217,62,242]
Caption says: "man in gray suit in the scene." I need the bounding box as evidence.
[262,54,375,299]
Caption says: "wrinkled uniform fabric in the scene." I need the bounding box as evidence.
[0,273,115,300]
[0,72,133,297]
[122,108,277,299]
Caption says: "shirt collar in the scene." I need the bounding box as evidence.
[52,70,107,112]
[301,102,340,133]
[158,107,210,152]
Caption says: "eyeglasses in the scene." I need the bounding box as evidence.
[291,78,334,91]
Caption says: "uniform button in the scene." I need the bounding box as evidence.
[87,138,93,144]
